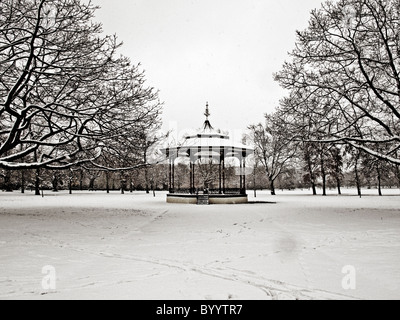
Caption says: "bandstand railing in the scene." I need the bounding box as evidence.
[171,188,245,195]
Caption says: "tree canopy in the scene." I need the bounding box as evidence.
[0,0,163,170]
[275,0,400,165]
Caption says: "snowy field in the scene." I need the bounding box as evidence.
[0,188,399,300]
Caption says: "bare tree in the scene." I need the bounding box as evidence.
[275,0,400,165]
[327,145,345,195]
[0,0,162,172]
[303,141,320,195]
[249,113,298,195]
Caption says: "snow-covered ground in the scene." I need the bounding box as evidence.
[0,188,399,300]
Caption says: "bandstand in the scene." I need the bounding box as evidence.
[161,103,254,205]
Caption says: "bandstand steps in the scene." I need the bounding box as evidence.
[197,195,209,205]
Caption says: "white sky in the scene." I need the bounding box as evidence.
[90,0,324,140]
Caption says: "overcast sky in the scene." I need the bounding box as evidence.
[90,0,324,140]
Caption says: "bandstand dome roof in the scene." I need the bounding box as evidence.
[161,103,254,161]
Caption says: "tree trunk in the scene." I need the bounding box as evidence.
[336,176,342,195]
[89,177,95,191]
[270,179,276,196]
[335,160,342,195]
[20,146,25,193]
[320,152,326,196]
[79,170,84,191]
[306,149,317,195]
[21,170,25,194]
[253,166,257,198]
[120,173,126,195]
[68,170,72,194]
[336,160,342,195]
[35,169,41,196]
[310,183,316,195]
[145,167,150,194]
[52,173,59,192]
[106,172,110,194]
[129,175,133,193]
[377,165,382,196]
[355,154,362,198]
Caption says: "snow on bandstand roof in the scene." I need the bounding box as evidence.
[161,103,253,160]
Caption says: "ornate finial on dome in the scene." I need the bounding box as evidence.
[203,102,214,131]
[204,102,210,119]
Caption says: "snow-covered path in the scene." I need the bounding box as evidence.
[0,190,399,300]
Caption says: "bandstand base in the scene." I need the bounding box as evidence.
[166,194,248,205]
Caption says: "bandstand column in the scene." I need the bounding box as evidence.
[189,161,193,194]
[239,158,243,193]
[222,158,226,194]
[219,161,222,194]
[192,158,196,194]
[172,158,175,192]
[219,151,223,194]
[168,157,172,193]
[190,160,196,194]
[242,158,246,195]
